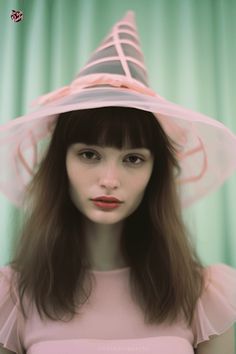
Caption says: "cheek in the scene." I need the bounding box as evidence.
[129,174,151,197]
[145,163,154,184]
[67,169,76,190]
[65,156,72,179]
[66,155,81,184]
[135,169,153,195]
[135,168,153,187]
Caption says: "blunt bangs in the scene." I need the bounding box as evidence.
[57,106,163,153]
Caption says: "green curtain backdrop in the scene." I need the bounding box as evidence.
[0,0,236,271]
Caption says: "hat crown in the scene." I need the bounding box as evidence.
[75,11,149,89]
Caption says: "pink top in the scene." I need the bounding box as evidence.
[0,263,235,354]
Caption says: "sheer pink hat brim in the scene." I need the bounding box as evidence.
[1,85,236,208]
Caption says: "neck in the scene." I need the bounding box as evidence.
[82,218,128,271]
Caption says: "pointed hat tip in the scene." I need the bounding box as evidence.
[122,10,136,25]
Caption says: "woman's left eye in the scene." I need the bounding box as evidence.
[125,155,144,164]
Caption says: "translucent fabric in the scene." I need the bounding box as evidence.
[192,263,236,347]
[1,87,236,208]
[0,263,236,354]
[0,266,24,354]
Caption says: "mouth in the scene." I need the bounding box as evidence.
[93,200,121,210]
[94,200,121,203]
[91,199,122,209]
[92,197,122,203]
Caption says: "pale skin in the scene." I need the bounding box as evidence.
[66,143,154,271]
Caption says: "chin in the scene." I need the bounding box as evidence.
[86,210,125,224]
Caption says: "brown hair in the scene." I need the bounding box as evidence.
[8,106,206,326]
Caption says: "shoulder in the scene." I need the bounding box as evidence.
[0,265,15,294]
[192,263,236,350]
[195,326,235,354]
[0,265,24,354]
[0,265,13,278]
[0,265,18,300]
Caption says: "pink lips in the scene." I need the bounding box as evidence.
[91,196,123,210]
[92,196,122,203]
[92,200,122,210]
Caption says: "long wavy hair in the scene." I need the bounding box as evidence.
[8,106,206,327]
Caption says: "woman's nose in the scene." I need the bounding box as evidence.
[99,164,121,189]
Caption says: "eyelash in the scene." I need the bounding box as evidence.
[78,150,145,165]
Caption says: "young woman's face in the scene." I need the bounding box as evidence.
[66,143,154,225]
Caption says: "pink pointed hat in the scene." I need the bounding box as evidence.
[1,11,236,208]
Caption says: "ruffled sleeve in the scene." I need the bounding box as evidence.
[192,263,236,349]
[0,265,25,354]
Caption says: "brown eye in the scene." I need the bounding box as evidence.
[125,155,144,165]
[77,150,145,166]
[78,150,100,161]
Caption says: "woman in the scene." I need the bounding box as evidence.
[0,11,235,354]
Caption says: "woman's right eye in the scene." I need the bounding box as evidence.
[78,151,99,160]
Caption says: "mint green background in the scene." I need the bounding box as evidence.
[0,0,236,268]
[0,0,236,342]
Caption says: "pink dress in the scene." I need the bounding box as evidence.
[0,263,235,354]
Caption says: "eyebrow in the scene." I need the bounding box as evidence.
[75,144,151,154]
